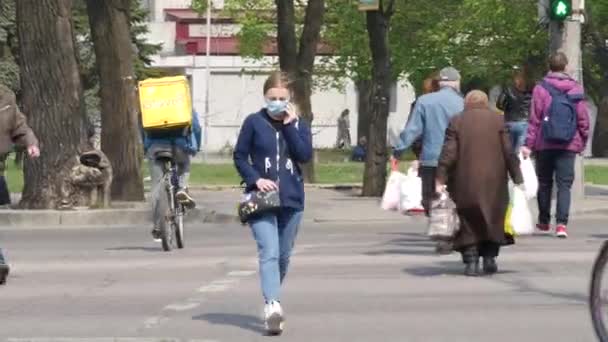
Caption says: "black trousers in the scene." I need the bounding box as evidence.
[461,242,500,264]
[419,166,437,217]
[0,176,10,206]
[536,150,576,225]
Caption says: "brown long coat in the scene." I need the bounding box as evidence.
[436,105,523,250]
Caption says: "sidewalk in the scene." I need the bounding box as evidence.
[1,185,606,229]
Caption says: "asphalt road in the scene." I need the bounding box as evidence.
[1,214,607,342]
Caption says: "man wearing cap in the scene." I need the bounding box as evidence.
[0,84,40,285]
[392,67,464,216]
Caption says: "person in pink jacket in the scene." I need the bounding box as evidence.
[521,52,590,238]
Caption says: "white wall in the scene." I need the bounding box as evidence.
[145,22,176,53]
[153,0,192,21]
[150,55,416,152]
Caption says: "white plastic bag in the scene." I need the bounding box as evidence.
[519,154,538,200]
[510,186,534,235]
[381,171,406,211]
[428,191,460,241]
[398,167,424,213]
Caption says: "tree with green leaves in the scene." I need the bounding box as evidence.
[192,0,325,182]
[323,0,545,194]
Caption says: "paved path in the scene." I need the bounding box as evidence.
[1,211,607,341]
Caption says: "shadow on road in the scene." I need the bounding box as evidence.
[193,313,266,334]
[403,261,519,277]
[493,277,587,303]
[365,232,437,256]
[105,246,163,252]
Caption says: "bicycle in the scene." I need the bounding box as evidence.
[152,145,186,252]
[590,241,608,341]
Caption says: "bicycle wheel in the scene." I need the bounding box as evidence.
[158,185,175,252]
[174,204,185,249]
[590,240,608,341]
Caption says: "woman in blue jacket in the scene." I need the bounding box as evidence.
[233,71,313,335]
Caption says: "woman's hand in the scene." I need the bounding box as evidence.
[390,156,399,171]
[283,103,299,125]
[520,146,532,159]
[435,182,446,195]
[256,179,278,192]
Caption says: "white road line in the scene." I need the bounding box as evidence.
[226,270,256,277]
[6,339,219,342]
[142,316,168,329]
[164,302,202,311]
[142,269,257,330]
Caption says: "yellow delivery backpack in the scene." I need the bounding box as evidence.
[139,76,192,130]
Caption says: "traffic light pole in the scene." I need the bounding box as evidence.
[548,0,585,203]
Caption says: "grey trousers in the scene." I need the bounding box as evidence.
[148,151,191,228]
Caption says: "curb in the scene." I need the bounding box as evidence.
[1,195,606,230]
[0,206,239,229]
[188,184,363,191]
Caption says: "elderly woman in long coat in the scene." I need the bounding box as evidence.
[436,90,524,276]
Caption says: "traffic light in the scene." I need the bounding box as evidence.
[550,0,572,21]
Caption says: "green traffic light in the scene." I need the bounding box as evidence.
[550,0,572,21]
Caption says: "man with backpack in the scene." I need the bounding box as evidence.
[521,52,589,238]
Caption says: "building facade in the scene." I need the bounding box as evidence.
[142,0,415,153]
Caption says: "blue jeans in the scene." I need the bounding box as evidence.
[536,150,576,225]
[250,209,303,302]
[506,121,528,153]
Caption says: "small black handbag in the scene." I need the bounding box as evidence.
[238,189,281,224]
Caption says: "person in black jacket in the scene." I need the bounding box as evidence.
[496,70,533,153]
[233,71,313,336]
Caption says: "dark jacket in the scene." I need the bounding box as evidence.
[351,144,366,162]
[0,85,38,158]
[233,110,313,211]
[437,105,523,250]
[142,110,202,156]
[496,86,532,122]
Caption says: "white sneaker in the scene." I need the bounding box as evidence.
[264,301,284,335]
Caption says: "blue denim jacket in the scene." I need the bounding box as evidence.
[394,87,464,166]
[142,110,202,156]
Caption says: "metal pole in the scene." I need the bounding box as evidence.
[204,0,211,160]
[549,0,585,203]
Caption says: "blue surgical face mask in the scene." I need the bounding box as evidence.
[265,99,289,118]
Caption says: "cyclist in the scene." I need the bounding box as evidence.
[142,109,202,241]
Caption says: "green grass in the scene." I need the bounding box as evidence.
[585,166,608,186]
[5,154,607,192]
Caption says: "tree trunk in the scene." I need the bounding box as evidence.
[291,73,316,182]
[356,79,373,142]
[86,0,144,201]
[17,0,88,209]
[593,94,608,157]
[586,12,608,157]
[275,0,325,183]
[362,6,393,197]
